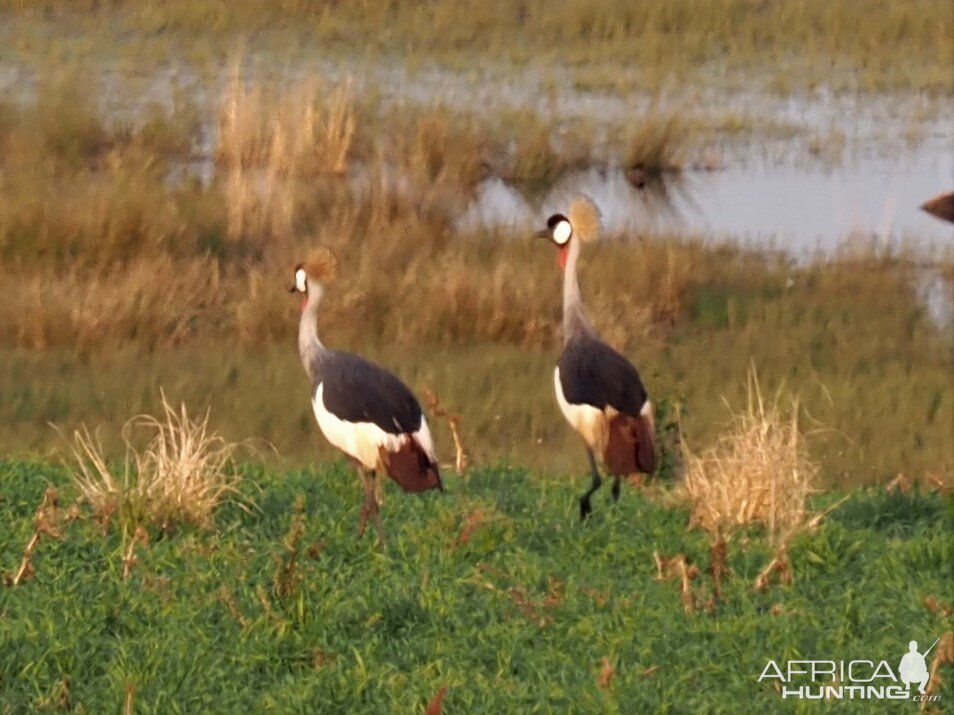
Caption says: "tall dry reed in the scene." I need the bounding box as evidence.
[217,63,356,243]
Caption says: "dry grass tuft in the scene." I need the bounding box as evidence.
[1,257,222,352]
[66,394,239,532]
[6,488,66,586]
[219,586,251,629]
[121,526,149,581]
[680,371,818,545]
[453,508,486,548]
[624,114,688,179]
[753,546,793,592]
[708,535,730,601]
[886,471,952,495]
[923,596,953,619]
[653,551,702,614]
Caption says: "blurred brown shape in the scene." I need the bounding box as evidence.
[598,657,616,689]
[922,632,953,712]
[921,192,954,224]
[425,685,447,715]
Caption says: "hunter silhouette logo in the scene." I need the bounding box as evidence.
[758,636,942,702]
[899,638,938,695]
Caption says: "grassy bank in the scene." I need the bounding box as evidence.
[0,461,951,711]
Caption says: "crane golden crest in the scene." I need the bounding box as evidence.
[568,196,601,244]
[304,247,338,284]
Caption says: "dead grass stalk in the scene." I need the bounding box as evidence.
[273,496,305,599]
[7,488,64,586]
[423,387,470,474]
[922,632,953,712]
[121,526,149,581]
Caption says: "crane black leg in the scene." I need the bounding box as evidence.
[357,468,387,544]
[580,449,602,521]
[368,470,386,545]
[357,467,374,539]
[611,476,622,502]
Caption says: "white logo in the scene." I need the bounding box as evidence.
[898,640,932,694]
[758,637,941,703]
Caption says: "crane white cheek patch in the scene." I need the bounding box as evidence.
[295,268,307,293]
[553,220,572,245]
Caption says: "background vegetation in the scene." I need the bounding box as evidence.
[2,0,952,93]
[0,67,950,483]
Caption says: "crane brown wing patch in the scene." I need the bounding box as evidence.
[380,440,442,493]
[603,414,657,476]
[633,412,657,474]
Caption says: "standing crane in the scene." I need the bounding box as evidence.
[291,249,442,542]
[535,197,657,519]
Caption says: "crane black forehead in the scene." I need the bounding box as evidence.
[546,213,569,228]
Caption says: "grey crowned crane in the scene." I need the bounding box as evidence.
[290,249,442,542]
[535,197,657,520]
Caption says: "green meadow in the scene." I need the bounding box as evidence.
[1,462,951,713]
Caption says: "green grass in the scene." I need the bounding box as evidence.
[1,460,951,711]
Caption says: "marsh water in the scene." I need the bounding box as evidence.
[458,147,952,255]
[455,147,953,328]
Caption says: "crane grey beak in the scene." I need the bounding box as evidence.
[534,228,550,240]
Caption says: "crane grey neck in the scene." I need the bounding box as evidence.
[563,238,594,343]
[298,281,327,377]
